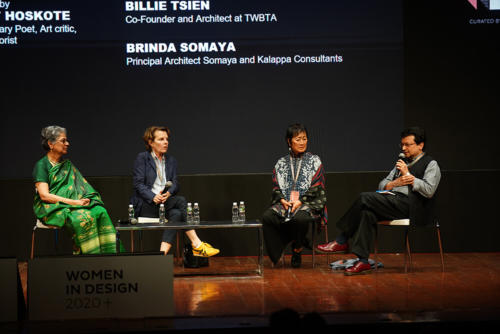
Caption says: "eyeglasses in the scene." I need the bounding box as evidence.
[55,138,69,144]
[400,142,416,149]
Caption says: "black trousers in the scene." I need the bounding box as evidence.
[336,192,409,259]
[138,195,187,244]
[262,208,313,264]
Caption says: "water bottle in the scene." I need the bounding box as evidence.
[186,202,193,223]
[238,201,246,223]
[232,202,239,223]
[128,204,136,224]
[159,203,166,224]
[193,202,200,224]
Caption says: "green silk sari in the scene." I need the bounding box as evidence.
[33,159,124,254]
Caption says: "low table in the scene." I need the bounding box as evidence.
[115,220,263,276]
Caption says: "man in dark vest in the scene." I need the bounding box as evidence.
[316,126,441,275]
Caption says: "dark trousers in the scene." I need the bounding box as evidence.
[138,195,187,244]
[262,208,313,264]
[337,192,409,259]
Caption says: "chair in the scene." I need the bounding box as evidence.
[311,217,329,267]
[374,218,444,273]
[30,220,61,259]
[275,215,329,268]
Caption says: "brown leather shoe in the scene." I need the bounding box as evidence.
[316,241,348,254]
[344,261,372,276]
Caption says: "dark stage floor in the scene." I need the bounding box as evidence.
[5,252,500,333]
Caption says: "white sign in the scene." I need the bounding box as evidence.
[28,255,173,320]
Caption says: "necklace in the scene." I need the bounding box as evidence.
[47,156,60,166]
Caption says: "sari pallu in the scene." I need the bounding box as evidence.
[33,160,123,254]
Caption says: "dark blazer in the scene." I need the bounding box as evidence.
[130,151,179,215]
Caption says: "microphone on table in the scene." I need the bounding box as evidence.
[394,153,407,178]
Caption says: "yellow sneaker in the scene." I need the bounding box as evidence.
[192,242,220,257]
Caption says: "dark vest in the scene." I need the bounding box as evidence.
[407,154,437,226]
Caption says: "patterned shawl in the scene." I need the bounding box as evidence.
[271,152,328,225]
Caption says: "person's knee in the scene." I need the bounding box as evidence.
[359,191,376,200]
[358,191,382,207]
[175,195,187,205]
[262,209,277,225]
[293,212,313,226]
[92,205,108,216]
[170,195,187,209]
[168,208,182,221]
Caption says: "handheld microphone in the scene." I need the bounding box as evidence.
[162,181,173,194]
[394,153,406,178]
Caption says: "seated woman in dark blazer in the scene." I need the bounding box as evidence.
[130,125,219,257]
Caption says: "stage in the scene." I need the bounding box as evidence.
[6,252,500,333]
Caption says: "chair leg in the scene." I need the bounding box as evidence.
[31,227,36,260]
[130,231,135,253]
[436,224,445,272]
[404,229,412,273]
[312,222,316,268]
[374,224,379,272]
[324,225,330,265]
[54,230,59,252]
[271,255,284,268]
[175,231,181,265]
[139,230,144,252]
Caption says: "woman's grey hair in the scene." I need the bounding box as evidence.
[41,125,66,151]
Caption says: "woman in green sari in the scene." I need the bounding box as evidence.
[33,125,123,254]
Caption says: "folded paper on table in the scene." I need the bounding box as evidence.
[138,217,164,224]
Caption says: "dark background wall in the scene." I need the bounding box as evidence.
[1,1,499,260]
[0,0,405,178]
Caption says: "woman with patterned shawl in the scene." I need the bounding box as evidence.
[33,125,123,254]
[262,123,327,268]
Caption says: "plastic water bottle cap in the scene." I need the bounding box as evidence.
[233,202,237,205]
[240,201,244,204]
[129,204,133,207]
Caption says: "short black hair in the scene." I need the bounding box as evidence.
[401,126,426,145]
[286,123,308,145]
